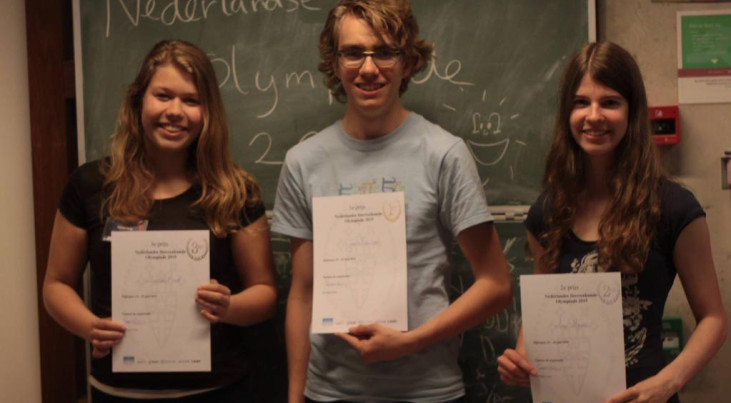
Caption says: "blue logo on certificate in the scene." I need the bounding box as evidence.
[322,318,333,326]
[123,356,134,364]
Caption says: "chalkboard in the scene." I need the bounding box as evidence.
[77,0,594,207]
[76,1,595,401]
[449,221,534,402]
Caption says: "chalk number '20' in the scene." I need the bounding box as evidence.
[248,131,317,165]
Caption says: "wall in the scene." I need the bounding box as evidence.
[600,1,731,402]
[0,0,43,402]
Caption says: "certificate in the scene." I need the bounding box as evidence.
[312,192,408,334]
[111,230,211,372]
[520,272,625,403]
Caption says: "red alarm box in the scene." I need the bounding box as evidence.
[649,105,680,145]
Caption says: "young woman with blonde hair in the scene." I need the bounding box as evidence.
[43,40,277,402]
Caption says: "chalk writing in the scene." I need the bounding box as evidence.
[485,388,515,403]
[248,130,317,166]
[248,132,282,165]
[210,46,323,118]
[105,0,321,37]
[412,53,475,87]
[466,96,526,188]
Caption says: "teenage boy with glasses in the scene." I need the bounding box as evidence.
[272,1,512,402]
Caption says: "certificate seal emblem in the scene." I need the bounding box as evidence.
[186,237,209,261]
[597,281,620,305]
[382,198,402,223]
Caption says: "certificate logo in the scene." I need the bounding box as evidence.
[186,237,209,261]
[382,199,402,223]
[597,281,620,305]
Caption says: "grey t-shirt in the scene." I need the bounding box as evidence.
[272,112,492,402]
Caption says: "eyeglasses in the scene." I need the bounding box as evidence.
[337,48,403,69]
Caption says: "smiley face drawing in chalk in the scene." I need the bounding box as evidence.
[465,95,524,186]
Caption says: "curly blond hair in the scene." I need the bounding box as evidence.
[318,0,434,103]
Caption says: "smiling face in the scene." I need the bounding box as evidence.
[569,73,629,161]
[335,14,410,127]
[141,63,203,159]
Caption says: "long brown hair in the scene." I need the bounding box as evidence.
[102,39,261,237]
[540,41,665,274]
[318,0,434,103]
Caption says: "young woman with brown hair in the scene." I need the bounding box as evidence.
[497,42,727,403]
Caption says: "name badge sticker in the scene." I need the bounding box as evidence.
[102,218,149,242]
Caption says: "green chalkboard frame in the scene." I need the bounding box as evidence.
[73,1,596,402]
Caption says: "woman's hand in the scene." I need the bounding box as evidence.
[196,279,232,323]
[497,348,537,386]
[89,317,126,358]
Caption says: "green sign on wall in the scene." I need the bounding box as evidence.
[681,13,731,69]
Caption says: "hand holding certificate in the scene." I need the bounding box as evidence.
[111,230,211,372]
[520,272,625,403]
[312,192,408,334]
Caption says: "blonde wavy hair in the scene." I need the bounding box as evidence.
[318,0,434,103]
[102,39,261,237]
[540,42,665,274]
